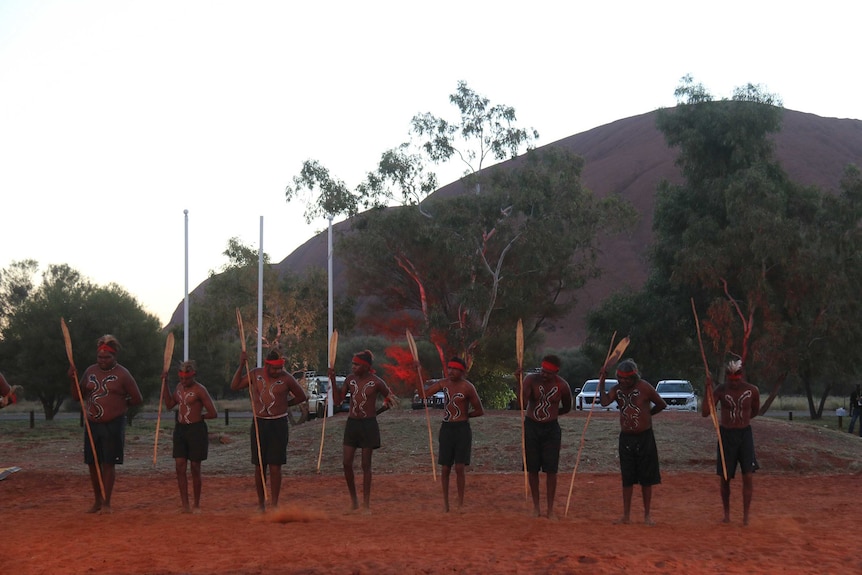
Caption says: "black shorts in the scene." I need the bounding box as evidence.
[84,417,126,465]
[618,428,661,487]
[718,425,759,478]
[524,418,562,474]
[343,417,381,449]
[250,417,288,466]
[173,420,209,462]
[438,420,472,467]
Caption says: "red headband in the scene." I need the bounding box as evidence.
[448,361,466,371]
[265,358,285,367]
[728,372,743,379]
[352,355,372,367]
[616,369,637,378]
[97,344,117,354]
[178,370,195,377]
[541,361,559,373]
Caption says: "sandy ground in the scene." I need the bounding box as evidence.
[3,410,860,574]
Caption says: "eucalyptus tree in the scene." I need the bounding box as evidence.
[620,75,862,417]
[284,82,632,405]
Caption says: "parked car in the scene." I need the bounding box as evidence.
[412,390,445,409]
[307,375,349,414]
[575,379,619,411]
[304,376,328,419]
[655,379,698,411]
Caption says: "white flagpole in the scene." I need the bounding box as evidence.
[183,209,189,362]
[257,216,264,368]
[327,215,334,416]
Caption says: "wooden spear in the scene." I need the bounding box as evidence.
[153,332,175,466]
[691,298,728,481]
[317,329,338,473]
[61,318,105,500]
[406,329,436,481]
[565,333,630,517]
[236,308,268,503]
[516,319,528,503]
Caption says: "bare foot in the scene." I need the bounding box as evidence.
[100,505,113,515]
[86,503,102,514]
[192,508,202,515]
[532,508,541,518]
[721,516,731,524]
[547,511,559,522]
[613,516,631,525]
[643,515,655,526]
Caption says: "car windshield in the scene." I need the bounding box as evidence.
[657,382,692,393]
[580,380,616,393]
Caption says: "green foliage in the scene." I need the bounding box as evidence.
[411,80,539,179]
[588,75,862,418]
[0,263,162,420]
[282,81,630,386]
[341,145,633,376]
[0,259,38,331]
[285,159,361,223]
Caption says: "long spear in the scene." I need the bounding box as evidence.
[565,333,630,517]
[406,329,436,481]
[516,319,528,503]
[236,308,268,503]
[153,332,175,466]
[690,299,728,481]
[317,329,338,473]
[61,318,105,500]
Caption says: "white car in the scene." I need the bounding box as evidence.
[575,379,619,411]
[655,379,698,411]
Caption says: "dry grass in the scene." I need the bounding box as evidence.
[2,406,860,478]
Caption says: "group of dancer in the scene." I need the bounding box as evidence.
[55,333,761,524]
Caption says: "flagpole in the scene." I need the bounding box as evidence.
[327,215,334,416]
[183,209,189,362]
[257,216,263,367]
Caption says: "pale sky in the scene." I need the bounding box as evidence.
[1,0,859,326]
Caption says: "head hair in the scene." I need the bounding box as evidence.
[541,355,562,369]
[354,350,374,366]
[616,358,639,377]
[96,334,120,354]
[266,349,283,362]
[179,360,197,372]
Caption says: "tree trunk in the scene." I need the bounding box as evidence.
[758,371,787,415]
[815,384,831,419]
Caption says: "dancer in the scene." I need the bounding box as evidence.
[69,335,143,514]
[518,354,572,519]
[702,359,760,525]
[231,349,307,511]
[419,357,484,512]
[598,358,666,525]
[164,360,217,513]
[328,350,395,513]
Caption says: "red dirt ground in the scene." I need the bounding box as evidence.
[4,469,858,574]
[4,410,860,574]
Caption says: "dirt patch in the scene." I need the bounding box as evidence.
[3,410,861,574]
